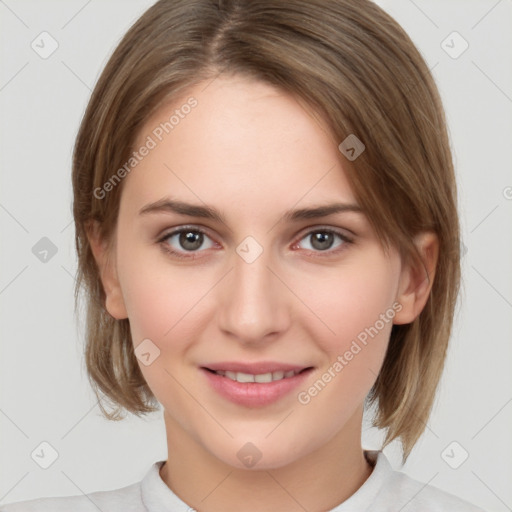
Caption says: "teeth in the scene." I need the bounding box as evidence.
[215,369,301,383]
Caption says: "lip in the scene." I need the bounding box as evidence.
[201,366,314,407]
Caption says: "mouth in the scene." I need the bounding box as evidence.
[202,367,312,383]
[201,365,315,407]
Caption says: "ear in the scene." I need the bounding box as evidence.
[393,231,439,325]
[86,220,128,320]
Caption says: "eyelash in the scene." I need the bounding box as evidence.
[157,225,354,260]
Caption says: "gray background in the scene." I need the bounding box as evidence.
[0,0,511,510]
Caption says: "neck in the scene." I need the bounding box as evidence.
[159,408,373,512]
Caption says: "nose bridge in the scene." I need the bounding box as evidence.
[217,238,289,341]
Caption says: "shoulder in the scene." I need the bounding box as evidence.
[0,481,142,512]
[371,452,486,512]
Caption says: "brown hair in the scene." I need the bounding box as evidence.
[72,0,460,459]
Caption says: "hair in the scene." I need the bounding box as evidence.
[72,0,460,460]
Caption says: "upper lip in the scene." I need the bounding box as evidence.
[202,362,312,374]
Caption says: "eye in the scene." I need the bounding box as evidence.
[157,225,353,260]
[294,228,353,256]
[158,227,216,259]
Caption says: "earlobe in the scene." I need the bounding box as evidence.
[85,220,128,320]
[393,232,439,325]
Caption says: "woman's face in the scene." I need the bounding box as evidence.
[103,74,413,470]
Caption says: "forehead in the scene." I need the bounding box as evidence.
[124,75,357,217]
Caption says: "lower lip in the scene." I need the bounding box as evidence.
[201,367,314,407]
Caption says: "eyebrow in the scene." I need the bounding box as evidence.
[138,198,364,223]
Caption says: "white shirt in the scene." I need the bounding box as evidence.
[0,451,485,511]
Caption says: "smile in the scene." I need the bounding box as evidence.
[201,367,314,407]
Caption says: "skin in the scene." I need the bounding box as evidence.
[88,74,438,512]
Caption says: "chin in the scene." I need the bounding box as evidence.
[207,435,315,472]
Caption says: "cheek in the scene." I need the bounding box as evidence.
[115,240,212,408]
[279,258,399,449]
[296,254,399,403]
[118,236,220,361]
[299,256,399,348]
[115,232,205,345]
[120,269,210,346]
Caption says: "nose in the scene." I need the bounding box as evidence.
[216,242,291,344]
